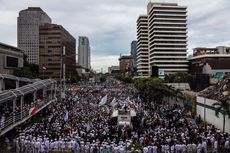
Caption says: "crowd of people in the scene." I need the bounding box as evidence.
[9,79,230,153]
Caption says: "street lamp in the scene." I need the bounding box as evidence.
[60,47,76,100]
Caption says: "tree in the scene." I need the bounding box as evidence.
[213,99,230,132]
[165,72,191,83]
[134,77,168,105]
[13,67,33,78]
[13,54,39,79]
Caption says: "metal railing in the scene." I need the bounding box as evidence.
[0,96,57,136]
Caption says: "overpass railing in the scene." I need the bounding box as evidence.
[0,79,57,136]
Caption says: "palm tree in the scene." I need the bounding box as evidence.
[212,99,230,132]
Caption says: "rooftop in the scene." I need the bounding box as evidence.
[0,42,23,53]
[24,7,43,12]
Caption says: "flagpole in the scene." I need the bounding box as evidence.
[43,69,44,79]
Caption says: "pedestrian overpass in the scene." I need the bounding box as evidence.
[0,73,40,93]
[0,78,57,136]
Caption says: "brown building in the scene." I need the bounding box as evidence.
[39,23,76,81]
[188,46,230,75]
[119,55,133,74]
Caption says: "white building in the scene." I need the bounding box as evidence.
[137,15,149,76]
[18,7,52,64]
[137,2,188,77]
[108,66,120,74]
[78,36,91,70]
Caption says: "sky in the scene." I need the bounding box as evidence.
[0,0,230,72]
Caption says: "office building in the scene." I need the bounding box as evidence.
[136,15,149,76]
[131,41,137,68]
[39,23,76,80]
[119,55,133,74]
[137,2,188,77]
[0,42,24,75]
[18,7,52,65]
[78,36,91,70]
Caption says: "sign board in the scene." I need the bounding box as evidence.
[158,69,165,76]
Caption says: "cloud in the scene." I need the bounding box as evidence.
[91,55,119,72]
[0,0,230,70]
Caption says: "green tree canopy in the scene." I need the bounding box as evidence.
[165,72,191,83]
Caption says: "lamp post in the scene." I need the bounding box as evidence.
[60,47,77,101]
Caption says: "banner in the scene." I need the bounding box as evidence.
[99,95,108,106]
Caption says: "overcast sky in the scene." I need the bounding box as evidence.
[0,0,230,72]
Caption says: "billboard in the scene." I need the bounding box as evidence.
[5,56,19,68]
[158,69,165,76]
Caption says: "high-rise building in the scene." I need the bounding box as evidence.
[148,2,188,76]
[137,2,188,77]
[18,7,52,65]
[78,36,91,70]
[137,15,149,76]
[131,40,137,68]
[119,55,133,74]
[39,23,76,80]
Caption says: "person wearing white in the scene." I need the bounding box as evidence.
[197,142,203,153]
[44,139,49,153]
[187,144,193,153]
[213,140,218,153]
[143,146,148,153]
[202,139,207,153]
[224,138,229,152]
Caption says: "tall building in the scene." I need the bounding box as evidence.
[78,36,91,70]
[131,41,137,68]
[136,15,149,76]
[39,23,76,80]
[148,2,188,76]
[18,7,52,65]
[119,55,133,74]
[137,2,188,77]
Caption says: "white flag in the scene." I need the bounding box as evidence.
[64,110,69,122]
[110,98,117,107]
[99,95,108,106]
